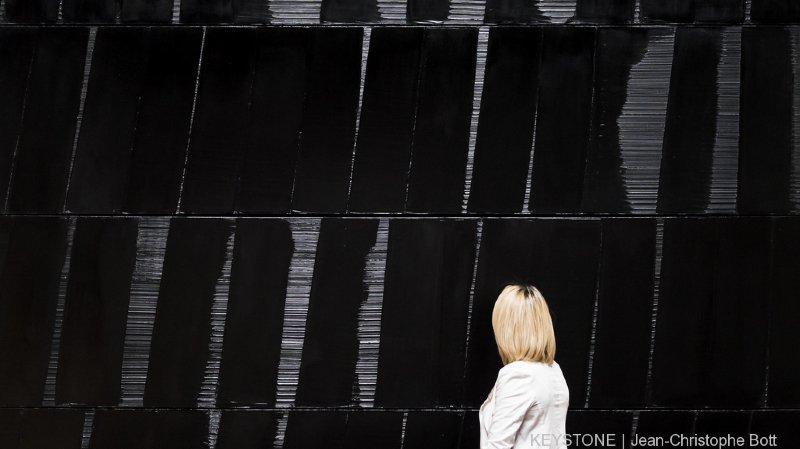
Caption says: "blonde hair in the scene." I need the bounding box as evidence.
[491,283,556,366]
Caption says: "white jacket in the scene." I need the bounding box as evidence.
[479,360,569,449]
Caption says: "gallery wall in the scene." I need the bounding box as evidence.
[0,0,798,448]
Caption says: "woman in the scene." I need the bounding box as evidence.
[479,284,569,449]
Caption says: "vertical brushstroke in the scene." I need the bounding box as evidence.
[400,412,409,449]
[172,0,181,23]
[208,409,221,449]
[345,27,372,212]
[618,29,674,213]
[376,0,404,21]
[644,218,664,405]
[583,223,603,407]
[119,217,170,407]
[42,217,76,406]
[791,28,800,211]
[537,0,576,22]
[198,222,235,408]
[176,27,206,214]
[745,0,752,22]
[61,27,95,214]
[447,0,485,23]
[274,218,321,408]
[353,218,388,408]
[460,220,482,399]
[462,27,489,212]
[273,412,289,449]
[80,409,94,449]
[707,27,741,213]
[269,0,321,23]
[522,97,539,212]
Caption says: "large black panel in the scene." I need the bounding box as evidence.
[529,27,595,213]
[296,218,377,405]
[4,0,59,22]
[694,411,750,437]
[179,28,258,214]
[216,411,280,449]
[458,412,480,449]
[642,0,743,22]
[403,412,463,449]
[767,218,800,406]
[405,28,477,213]
[18,409,83,449]
[343,412,404,449]
[468,28,541,213]
[375,219,476,407]
[657,27,720,214]
[89,409,209,449]
[348,28,423,212]
[407,0,449,22]
[739,27,793,214]
[55,218,139,405]
[283,411,348,449]
[0,218,68,406]
[321,0,379,22]
[583,28,649,213]
[62,0,119,22]
[751,0,800,22]
[751,411,800,447]
[575,0,635,23]
[218,219,292,406]
[588,218,655,407]
[180,0,235,22]
[143,218,233,407]
[7,28,88,214]
[123,27,203,213]
[121,0,173,22]
[182,27,310,214]
[635,411,694,438]
[463,219,601,407]
[291,28,362,212]
[0,409,21,448]
[484,0,547,24]
[235,28,309,214]
[651,218,770,407]
[66,28,148,213]
[0,28,37,211]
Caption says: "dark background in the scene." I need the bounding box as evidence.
[0,0,799,448]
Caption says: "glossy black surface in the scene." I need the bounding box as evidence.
[468,28,540,213]
[0,28,37,211]
[588,218,655,407]
[7,28,88,214]
[407,0,449,22]
[651,218,770,407]
[739,27,793,214]
[123,27,203,213]
[575,0,635,23]
[751,0,800,22]
[657,27,720,213]
[88,409,209,449]
[0,218,68,406]
[405,28,477,213]
[120,0,174,22]
[582,28,649,213]
[17,409,84,449]
[529,27,595,213]
[216,411,280,449]
[143,218,233,407]
[375,219,476,407]
[348,28,423,212]
[641,0,743,22]
[55,218,139,405]
[4,0,59,22]
[62,0,119,22]
[290,28,362,212]
[484,0,547,24]
[403,412,463,449]
[321,0,379,22]
[296,218,377,405]
[635,411,694,437]
[750,411,800,447]
[217,219,293,406]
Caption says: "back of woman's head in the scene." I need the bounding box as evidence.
[491,283,556,366]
